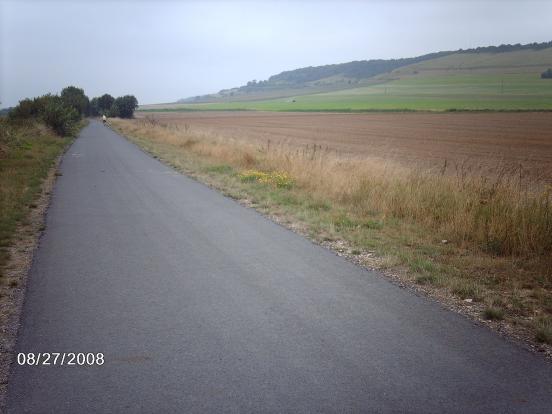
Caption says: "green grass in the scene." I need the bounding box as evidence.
[483,306,505,321]
[203,164,235,175]
[394,48,552,75]
[450,279,485,301]
[0,119,74,275]
[141,74,552,112]
[535,317,552,344]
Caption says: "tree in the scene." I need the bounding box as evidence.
[97,94,115,113]
[61,86,89,116]
[110,95,138,118]
[541,68,552,79]
[89,97,101,116]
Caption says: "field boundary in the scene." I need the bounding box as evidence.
[138,107,552,114]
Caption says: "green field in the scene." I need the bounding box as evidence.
[141,47,552,112]
[142,74,552,112]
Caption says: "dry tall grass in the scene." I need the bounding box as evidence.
[115,116,552,261]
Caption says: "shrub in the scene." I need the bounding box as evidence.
[41,96,79,136]
[7,87,89,136]
[8,98,38,119]
[8,95,54,120]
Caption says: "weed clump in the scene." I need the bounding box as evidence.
[483,306,505,320]
[451,280,484,301]
[535,317,552,344]
[239,170,294,189]
[416,274,438,285]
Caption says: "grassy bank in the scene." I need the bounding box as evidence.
[111,117,552,347]
[0,119,77,275]
[141,74,552,112]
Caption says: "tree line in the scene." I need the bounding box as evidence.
[89,93,138,118]
[8,86,138,136]
[458,40,552,54]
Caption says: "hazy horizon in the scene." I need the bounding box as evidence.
[1,0,552,107]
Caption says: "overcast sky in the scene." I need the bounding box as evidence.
[1,0,551,107]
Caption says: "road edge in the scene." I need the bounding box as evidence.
[0,145,72,411]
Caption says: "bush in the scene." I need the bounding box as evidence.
[9,94,79,136]
[41,96,79,136]
[8,99,37,119]
[541,68,552,79]
[8,95,54,120]
[7,86,88,136]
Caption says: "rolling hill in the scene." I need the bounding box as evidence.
[142,41,552,111]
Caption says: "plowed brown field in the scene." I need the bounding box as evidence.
[137,111,552,182]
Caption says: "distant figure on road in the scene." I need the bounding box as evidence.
[102,114,107,124]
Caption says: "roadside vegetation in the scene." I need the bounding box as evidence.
[8,87,85,136]
[112,116,552,348]
[0,87,138,278]
[0,120,71,272]
[0,86,92,276]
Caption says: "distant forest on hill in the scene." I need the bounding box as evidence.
[254,41,552,86]
[267,51,452,84]
[457,40,552,54]
[179,40,552,103]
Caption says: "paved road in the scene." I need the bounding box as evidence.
[8,120,552,413]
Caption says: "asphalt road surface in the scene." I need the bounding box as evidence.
[8,120,552,413]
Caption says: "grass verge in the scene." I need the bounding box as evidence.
[0,118,80,275]
[0,117,86,409]
[111,116,552,350]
